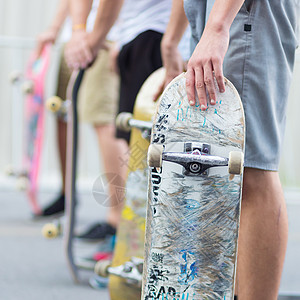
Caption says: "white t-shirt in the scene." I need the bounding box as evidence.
[116,0,172,48]
[116,0,190,61]
[59,0,191,60]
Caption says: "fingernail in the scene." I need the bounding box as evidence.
[211,99,215,104]
[201,104,206,111]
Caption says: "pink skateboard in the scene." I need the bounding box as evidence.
[18,45,51,215]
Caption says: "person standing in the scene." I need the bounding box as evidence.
[159,1,299,299]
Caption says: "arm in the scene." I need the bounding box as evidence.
[35,0,69,56]
[70,0,93,28]
[186,0,244,109]
[64,0,93,69]
[65,0,124,69]
[154,0,189,100]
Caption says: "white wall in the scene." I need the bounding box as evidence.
[0,0,102,192]
[279,53,300,189]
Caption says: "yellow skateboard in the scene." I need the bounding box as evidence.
[95,68,165,299]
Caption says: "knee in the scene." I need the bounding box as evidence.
[242,168,282,203]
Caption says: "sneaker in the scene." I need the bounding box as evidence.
[76,251,113,270]
[41,194,65,216]
[95,235,116,252]
[89,275,108,289]
[76,222,116,242]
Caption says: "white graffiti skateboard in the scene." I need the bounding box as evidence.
[142,73,245,300]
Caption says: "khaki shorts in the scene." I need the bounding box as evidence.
[56,43,120,125]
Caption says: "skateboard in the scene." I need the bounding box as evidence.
[8,45,51,215]
[94,68,166,299]
[63,69,85,283]
[142,73,245,300]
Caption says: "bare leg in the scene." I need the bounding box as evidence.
[236,168,288,300]
[94,123,128,228]
[41,117,67,215]
[57,118,67,192]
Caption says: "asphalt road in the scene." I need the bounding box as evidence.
[0,189,299,300]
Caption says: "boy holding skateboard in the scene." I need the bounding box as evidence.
[159,0,299,299]
[36,0,127,239]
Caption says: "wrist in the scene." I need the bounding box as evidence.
[72,23,86,32]
[207,19,230,34]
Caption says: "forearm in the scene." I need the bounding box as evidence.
[162,0,189,51]
[206,0,244,33]
[185,0,244,108]
[91,0,124,45]
[49,0,70,35]
[69,0,93,30]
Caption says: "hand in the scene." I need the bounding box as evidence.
[186,24,229,110]
[64,30,108,70]
[35,27,58,57]
[153,40,185,102]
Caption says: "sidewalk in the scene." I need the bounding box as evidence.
[0,190,109,300]
[0,189,299,300]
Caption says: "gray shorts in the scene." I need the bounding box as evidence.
[184,0,299,170]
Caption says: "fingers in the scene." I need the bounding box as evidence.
[203,62,216,106]
[65,42,92,69]
[186,62,225,110]
[212,57,225,93]
[195,67,208,110]
[186,68,196,106]
[81,43,93,68]
[64,31,95,70]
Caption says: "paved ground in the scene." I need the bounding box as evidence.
[0,189,299,300]
[0,190,110,300]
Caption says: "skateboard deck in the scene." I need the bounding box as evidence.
[105,68,165,299]
[142,73,245,300]
[64,69,85,283]
[10,45,51,215]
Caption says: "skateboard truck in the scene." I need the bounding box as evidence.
[148,142,244,176]
[94,256,143,287]
[116,112,152,140]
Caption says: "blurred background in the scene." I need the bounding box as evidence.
[0,0,299,299]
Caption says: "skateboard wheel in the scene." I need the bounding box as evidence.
[148,144,163,168]
[228,151,244,175]
[94,260,111,277]
[9,70,23,83]
[22,80,34,94]
[46,96,63,113]
[116,112,132,132]
[16,176,29,190]
[5,165,14,176]
[42,223,60,239]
